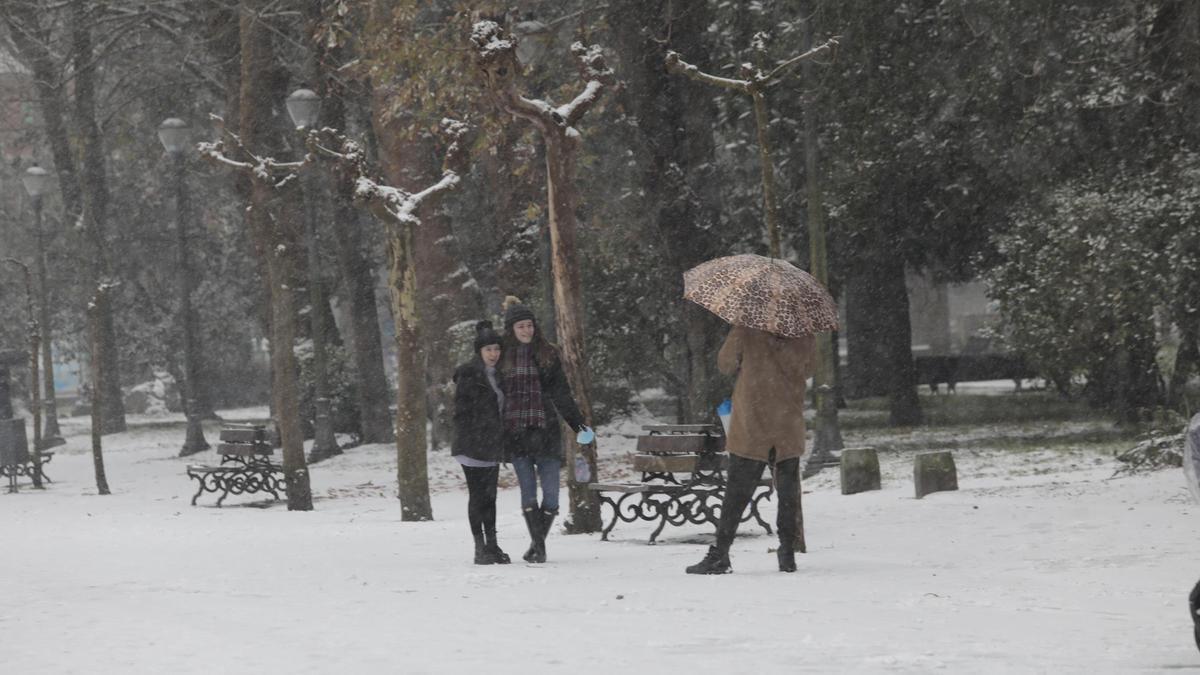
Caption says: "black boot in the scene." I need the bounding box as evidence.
[522,508,541,563]
[777,546,797,573]
[473,533,497,565]
[686,545,732,574]
[533,508,556,563]
[484,528,511,565]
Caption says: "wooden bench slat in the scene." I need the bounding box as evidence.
[216,443,273,456]
[186,464,229,473]
[219,428,266,443]
[588,483,647,493]
[636,434,721,454]
[632,453,702,473]
[641,424,722,435]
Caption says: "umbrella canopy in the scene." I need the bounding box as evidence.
[683,254,838,338]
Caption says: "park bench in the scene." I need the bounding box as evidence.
[186,425,284,506]
[589,424,774,543]
[0,417,54,492]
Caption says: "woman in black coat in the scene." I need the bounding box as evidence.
[499,297,591,564]
[451,321,510,565]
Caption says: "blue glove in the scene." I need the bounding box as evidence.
[576,426,595,445]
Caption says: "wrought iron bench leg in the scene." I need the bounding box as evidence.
[748,487,774,535]
[599,495,619,541]
[648,497,671,544]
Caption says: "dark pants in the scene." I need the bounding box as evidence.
[461,465,499,540]
[715,452,799,553]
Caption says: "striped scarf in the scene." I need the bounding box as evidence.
[503,345,545,431]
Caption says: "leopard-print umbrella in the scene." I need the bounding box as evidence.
[683,254,838,337]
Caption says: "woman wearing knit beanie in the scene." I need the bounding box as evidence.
[451,320,511,565]
[499,296,590,563]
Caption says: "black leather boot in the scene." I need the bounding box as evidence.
[473,533,497,565]
[532,508,556,563]
[777,545,797,572]
[484,528,511,565]
[522,508,541,563]
[686,545,732,574]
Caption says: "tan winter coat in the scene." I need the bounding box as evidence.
[718,325,817,463]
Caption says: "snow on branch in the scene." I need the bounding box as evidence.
[761,37,839,87]
[197,115,304,185]
[469,20,515,67]
[666,35,840,93]
[558,41,615,126]
[471,21,613,136]
[307,120,467,228]
[664,51,750,93]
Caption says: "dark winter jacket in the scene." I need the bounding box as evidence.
[503,353,585,461]
[451,359,505,463]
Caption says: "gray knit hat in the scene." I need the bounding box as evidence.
[502,295,537,331]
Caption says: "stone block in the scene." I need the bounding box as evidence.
[914,451,958,499]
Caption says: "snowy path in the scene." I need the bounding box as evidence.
[2,410,1197,673]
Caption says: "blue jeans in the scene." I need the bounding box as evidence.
[510,455,561,512]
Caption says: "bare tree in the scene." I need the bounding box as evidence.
[307,122,468,521]
[198,0,314,511]
[666,32,838,551]
[470,20,610,533]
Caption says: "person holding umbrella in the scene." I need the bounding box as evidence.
[681,254,837,574]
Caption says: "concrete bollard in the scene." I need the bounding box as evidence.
[914,451,958,499]
[840,446,881,495]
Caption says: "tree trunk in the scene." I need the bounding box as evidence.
[845,257,922,426]
[409,136,483,453]
[368,106,435,521]
[801,1,843,488]
[238,0,311,510]
[387,222,433,521]
[879,260,922,426]
[545,132,601,533]
[844,274,891,399]
[322,94,393,444]
[1113,326,1161,425]
[88,287,111,495]
[71,0,124,434]
[608,0,726,423]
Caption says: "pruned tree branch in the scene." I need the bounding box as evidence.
[471,20,614,136]
[665,35,839,93]
[664,50,749,93]
[307,119,467,227]
[197,114,304,183]
[761,37,839,87]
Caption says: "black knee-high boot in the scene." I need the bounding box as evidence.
[774,457,800,572]
[534,508,556,563]
[687,454,765,574]
[464,465,498,565]
[522,506,541,563]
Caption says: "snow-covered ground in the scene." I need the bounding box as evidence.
[2,406,1197,673]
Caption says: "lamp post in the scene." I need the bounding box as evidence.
[158,118,210,456]
[21,166,63,448]
[286,88,340,462]
[3,257,42,488]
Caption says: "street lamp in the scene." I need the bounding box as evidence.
[285,89,320,130]
[3,257,43,488]
[21,166,63,449]
[286,88,339,462]
[158,117,210,456]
